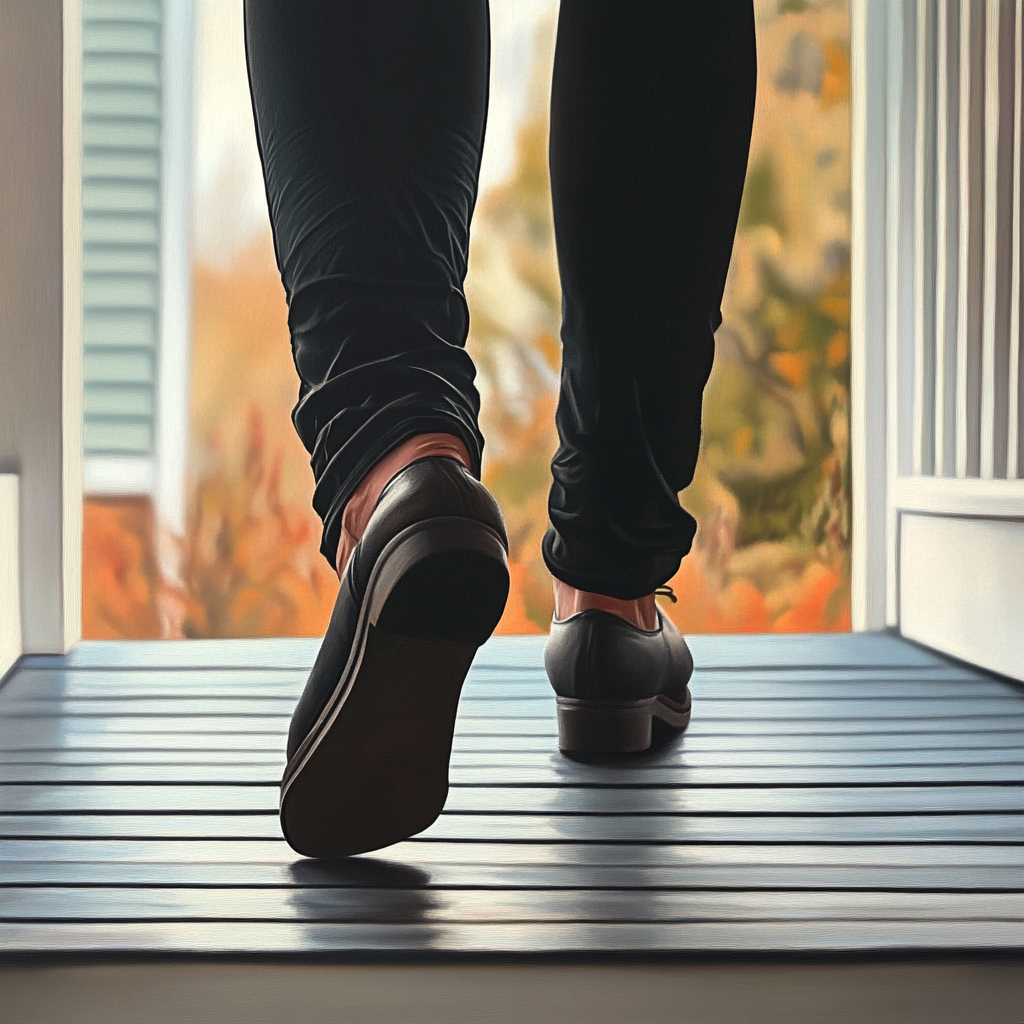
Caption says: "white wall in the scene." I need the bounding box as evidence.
[0,0,82,655]
[0,475,21,678]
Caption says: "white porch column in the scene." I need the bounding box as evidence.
[156,0,197,544]
[0,475,21,677]
[0,0,83,655]
[850,0,890,631]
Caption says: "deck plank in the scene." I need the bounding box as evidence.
[3,765,1024,786]
[5,742,1024,765]
[2,783,1024,815]
[1,631,1022,960]
[3,812,1023,843]
[12,633,948,671]
[3,665,1014,695]
[6,695,1024,720]
[4,729,1022,755]
[5,706,1024,732]
[5,861,1023,891]
[1,839,1018,866]
[3,888,1022,923]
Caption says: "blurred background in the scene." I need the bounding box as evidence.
[81,0,851,640]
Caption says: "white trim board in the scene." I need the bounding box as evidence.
[62,0,83,654]
[83,456,155,497]
[893,475,1024,517]
[900,513,1024,682]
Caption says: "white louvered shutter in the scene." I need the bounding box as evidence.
[82,0,162,491]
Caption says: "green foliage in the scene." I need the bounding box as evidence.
[738,157,781,231]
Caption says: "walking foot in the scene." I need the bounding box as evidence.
[545,580,692,754]
[281,454,509,858]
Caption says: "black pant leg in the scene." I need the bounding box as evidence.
[544,1,757,600]
[244,1,490,568]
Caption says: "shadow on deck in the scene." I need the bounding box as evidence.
[0,632,1022,1022]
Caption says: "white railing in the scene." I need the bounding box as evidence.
[900,0,1023,482]
[852,0,1024,637]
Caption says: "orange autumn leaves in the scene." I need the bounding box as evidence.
[82,498,162,639]
[176,247,340,639]
[174,408,340,638]
[83,406,340,640]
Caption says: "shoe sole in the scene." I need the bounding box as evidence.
[280,516,509,858]
[556,690,692,754]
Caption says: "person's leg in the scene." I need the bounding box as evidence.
[545,0,757,605]
[244,0,489,572]
[245,1,509,856]
[542,2,756,754]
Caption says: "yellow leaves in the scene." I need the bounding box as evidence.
[818,295,850,325]
[482,391,558,633]
[819,40,851,109]
[775,312,805,351]
[493,561,547,636]
[535,330,561,371]
[177,408,336,639]
[769,350,811,388]
[827,331,849,367]
[732,425,755,458]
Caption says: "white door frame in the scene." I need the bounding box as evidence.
[3,1,1021,673]
[850,0,891,634]
[0,0,83,667]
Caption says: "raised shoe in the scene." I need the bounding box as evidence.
[280,456,509,857]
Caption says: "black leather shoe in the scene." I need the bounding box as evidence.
[544,593,693,754]
[280,456,509,858]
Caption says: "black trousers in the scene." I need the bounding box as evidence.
[244,1,756,601]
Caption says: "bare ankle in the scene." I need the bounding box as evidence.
[551,577,657,631]
[335,433,471,577]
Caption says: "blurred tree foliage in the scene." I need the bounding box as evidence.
[82,0,853,638]
[466,0,852,633]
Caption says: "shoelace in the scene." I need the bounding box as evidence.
[655,585,677,603]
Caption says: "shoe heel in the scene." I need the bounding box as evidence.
[556,696,657,754]
[367,516,509,646]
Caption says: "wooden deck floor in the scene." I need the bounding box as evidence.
[0,632,1022,959]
